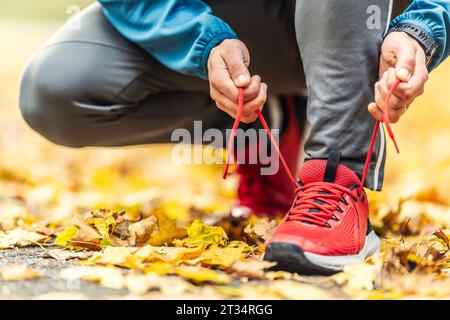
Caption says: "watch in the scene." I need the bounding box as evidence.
[386,23,439,67]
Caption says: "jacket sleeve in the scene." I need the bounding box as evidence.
[98,0,237,79]
[390,0,450,70]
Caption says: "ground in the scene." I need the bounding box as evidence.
[1,17,450,300]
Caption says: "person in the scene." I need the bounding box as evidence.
[19,0,450,274]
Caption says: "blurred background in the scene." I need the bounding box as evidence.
[1,0,449,227]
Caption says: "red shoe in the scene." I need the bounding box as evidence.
[231,96,305,218]
[264,151,380,274]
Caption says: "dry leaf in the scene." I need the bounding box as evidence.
[128,216,157,246]
[244,217,277,242]
[173,219,228,249]
[60,266,125,289]
[0,264,42,281]
[229,259,276,280]
[43,249,93,261]
[0,229,49,249]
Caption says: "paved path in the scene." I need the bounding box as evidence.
[0,247,126,299]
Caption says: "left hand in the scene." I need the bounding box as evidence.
[368,31,429,123]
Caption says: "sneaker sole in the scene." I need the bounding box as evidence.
[263,231,381,275]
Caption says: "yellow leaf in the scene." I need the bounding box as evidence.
[90,246,137,266]
[55,226,78,247]
[194,246,246,269]
[173,219,228,249]
[174,266,231,285]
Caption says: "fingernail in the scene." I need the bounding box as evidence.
[236,75,248,86]
[397,68,411,81]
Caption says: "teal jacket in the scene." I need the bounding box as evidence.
[98,0,450,79]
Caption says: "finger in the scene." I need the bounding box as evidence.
[368,102,384,122]
[209,69,239,102]
[241,113,259,124]
[217,98,258,124]
[394,49,428,101]
[216,101,237,119]
[242,75,261,102]
[210,86,238,113]
[386,68,413,110]
[374,72,410,123]
[374,71,389,110]
[394,37,417,81]
[222,44,251,87]
[388,106,406,123]
[242,82,267,115]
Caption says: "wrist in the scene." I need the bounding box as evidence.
[386,23,438,67]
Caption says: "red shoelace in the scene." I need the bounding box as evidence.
[288,183,360,227]
[223,79,402,225]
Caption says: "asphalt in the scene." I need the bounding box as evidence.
[0,247,126,299]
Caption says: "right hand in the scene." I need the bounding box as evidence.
[207,39,267,124]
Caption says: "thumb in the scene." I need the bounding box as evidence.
[223,47,251,87]
[395,40,417,81]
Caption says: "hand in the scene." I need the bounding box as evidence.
[368,31,429,123]
[207,39,267,124]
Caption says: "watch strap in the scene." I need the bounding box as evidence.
[386,23,438,67]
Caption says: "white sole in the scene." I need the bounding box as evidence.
[303,231,381,271]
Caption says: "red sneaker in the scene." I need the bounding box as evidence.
[264,151,380,274]
[231,96,305,217]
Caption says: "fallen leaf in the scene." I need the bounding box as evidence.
[0,264,42,281]
[43,249,93,261]
[244,217,277,242]
[54,226,78,247]
[173,219,228,249]
[229,259,276,280]
[174,266,231,285]
[433,229,450,249]
[0,229,49,249]
[128,216,157,246]
[60,266,125,289]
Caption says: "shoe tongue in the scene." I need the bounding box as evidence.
[298,151,361,188]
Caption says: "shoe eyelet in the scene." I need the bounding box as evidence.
[324,222,332,228]
[341,196,349,206]
[332,214,340,221]
[337,207,344,213]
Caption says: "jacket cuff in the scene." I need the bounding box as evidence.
[390,13,443,70]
